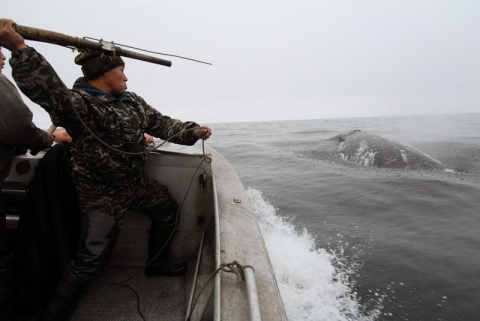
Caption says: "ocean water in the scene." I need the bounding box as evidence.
[208,113,480,321]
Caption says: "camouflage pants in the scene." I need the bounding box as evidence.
[75,173,173,227]
[70,198,178,281]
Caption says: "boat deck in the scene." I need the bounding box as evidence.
[71,210,190,321]
[73,267,185,321]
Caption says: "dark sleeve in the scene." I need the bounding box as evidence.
[0,74,51,151]
[9,47,78,130]
[138,95,200,146]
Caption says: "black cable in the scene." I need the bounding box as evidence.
[107,283,147,321]
[106,140,211,321]
[113,143,210,286]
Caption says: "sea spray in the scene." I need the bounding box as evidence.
[246,188,381,321]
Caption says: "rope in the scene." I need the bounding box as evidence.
[219,260,255,281]
[107,283,147,321]
[105,139,211,321]
[185,261,255,321]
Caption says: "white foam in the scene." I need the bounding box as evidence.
[246,188,381,321]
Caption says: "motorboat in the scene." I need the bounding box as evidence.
[1,140,287,321]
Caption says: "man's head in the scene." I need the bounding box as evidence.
[75,51,125,81]
[0,47,6,73]
[75,51,127,96]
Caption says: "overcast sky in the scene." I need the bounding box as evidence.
[3,0,480,127]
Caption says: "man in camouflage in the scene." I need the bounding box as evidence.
[0,18,212,320]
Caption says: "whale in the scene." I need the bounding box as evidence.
[331,130,444,170]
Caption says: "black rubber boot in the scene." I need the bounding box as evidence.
[145,221,187,277]
[40,270,90,321]
[144,202,187,277]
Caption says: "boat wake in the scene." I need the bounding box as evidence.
[246,188,382,321]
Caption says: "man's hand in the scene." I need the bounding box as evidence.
[0,19,28,52]
[194,126,212,140]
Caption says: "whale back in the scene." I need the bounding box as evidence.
[336,130,443,170]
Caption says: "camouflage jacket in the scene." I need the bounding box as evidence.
[0,73,51,181]
[9,47,200,216]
